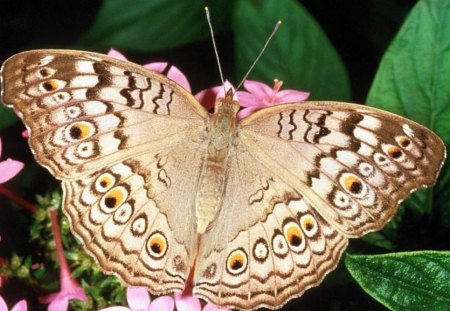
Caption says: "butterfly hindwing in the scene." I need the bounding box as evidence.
[193,146,348,309]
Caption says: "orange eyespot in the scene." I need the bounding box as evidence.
[300,214,318,237]
[342,175,363,194]
[96,173,115,193]
[42,79,60,91]
[226,249,247,275]
[99,175,112,188]
[387,145,403,159]
[69,122,94,140]
[303,218,314,231]
[284,223,303,247]
[103,187,127,209]
[147,233,167,259]
[397,136,411,148]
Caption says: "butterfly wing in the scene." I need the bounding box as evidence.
[1,50,208,294]
[193,101,445,309]
[240,101,445,236]
[1,50,208,179]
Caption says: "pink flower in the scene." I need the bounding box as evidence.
[107,50,309,121]
[39,209,87,311]
[195,81,237,111]
[100,287,229,311]
[108,49,191,92]
[0,137,24,184]
[236,79,309,119]
[99,287,174,311]
[0,295,27,311]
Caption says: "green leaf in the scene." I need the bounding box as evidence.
[367,0,450,216]
[233,0,351,100]
[346,251,450,311]
[79,0,235,52]
[0,104,17,130]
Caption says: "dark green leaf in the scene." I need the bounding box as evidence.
[233,0,351,100]
[0,104,17,130]
[346,251,450,311]
[79,0,235,52]
[367,0,450,217]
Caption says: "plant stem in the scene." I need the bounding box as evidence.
[0,184,36,212]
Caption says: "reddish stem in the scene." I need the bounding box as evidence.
[0,184,36,212]
[49,208,70,281]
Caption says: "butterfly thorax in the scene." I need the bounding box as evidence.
[195,92,240,234]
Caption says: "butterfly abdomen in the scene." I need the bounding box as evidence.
[195,94,240,234]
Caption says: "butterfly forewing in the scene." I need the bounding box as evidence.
[1,50,208,179]
[239,101,446,236]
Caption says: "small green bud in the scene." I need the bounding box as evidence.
[17,265,29,278]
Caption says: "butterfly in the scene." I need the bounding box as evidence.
[0,50,446,310]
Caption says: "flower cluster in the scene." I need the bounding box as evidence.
[108,49,309,119]
[0,49,309,311]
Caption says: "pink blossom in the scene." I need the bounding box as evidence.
[236,79,309,119]
[108,49,191,92]
[0,137,24,184]
[39,209,87,311]
[100,287,229,311]
[195,81,237,111]
[174,292,201,311]
[0,295,27,311]
[100,287,174,311]
[202,303,230,311]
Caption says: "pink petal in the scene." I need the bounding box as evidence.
[202,302,230,311]
[0,159,24,183]
[38,292,58,304]
[166,66,191,92]
[143,62,168,73]
[195,82,238,111]
[48,297,69,311]
[0,296,8,311]
[237,106,261,120]
[149,296,174,311]
[108,49,128,61]
[174,293,201,311]
[195,86,221,111]
[143,63,191,92]
[242,80,273,98]
[274,89,309,103]
[21,130,29,139]
[195,87,220,110]
[127,287,151,310]
[234,92,259,108]
[99,307,131,311]
[216,81,237,100]
[11,300,27,311]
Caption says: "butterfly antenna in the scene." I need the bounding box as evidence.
[205,7,226,91]
[235,20,282,91]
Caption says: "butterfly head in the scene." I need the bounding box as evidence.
[214,88,240,118]
[208,89,240,151]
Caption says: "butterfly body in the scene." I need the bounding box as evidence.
[196,91,239,234]
[0,50,446,310]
